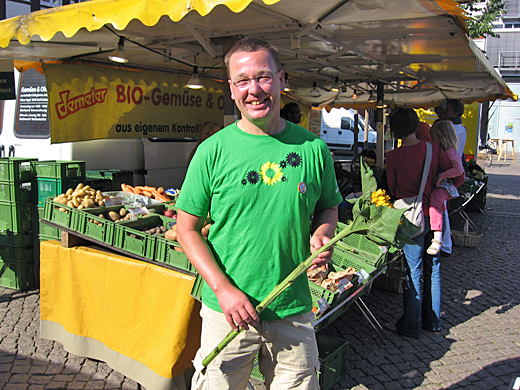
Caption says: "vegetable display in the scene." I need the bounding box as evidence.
[120,183,170,203]
[53,183,105,211]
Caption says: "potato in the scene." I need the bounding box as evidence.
[119,208,128,217]
[75,183,84,191]
[77,204,85,210]
[66,188,73,196]
[53,196,68,205]
[72,189,86,197]
[97,200,105,207]
[108,211,121,221]
[165,229,178,241]
[66,200,75,208]
[82,199,95,208]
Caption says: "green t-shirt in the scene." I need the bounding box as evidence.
[175,121,342,320]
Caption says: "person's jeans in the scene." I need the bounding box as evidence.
[396,216,442,337]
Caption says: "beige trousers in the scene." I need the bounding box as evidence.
[191,304,319,390]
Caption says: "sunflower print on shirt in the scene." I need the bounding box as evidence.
[241,152,302,186]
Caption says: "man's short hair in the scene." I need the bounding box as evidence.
[224,37,281,77]
[446,99,465,118]
[389,107,420,139]
[281,102,300,118]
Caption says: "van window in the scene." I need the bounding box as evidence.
[15,69,50,139]
[340,118,353,130]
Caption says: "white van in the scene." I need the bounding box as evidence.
[320,107,377,153]
[0,69,196,190]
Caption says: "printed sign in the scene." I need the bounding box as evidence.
[0,60,15,100]
[43,64,225,143]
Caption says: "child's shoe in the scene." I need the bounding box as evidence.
[427,239,442,256]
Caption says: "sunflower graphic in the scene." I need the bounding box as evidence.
[260,161,283,186]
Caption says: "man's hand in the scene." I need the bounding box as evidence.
[309,233,333,269]
[309,206,338,270]
[215,284,259,331]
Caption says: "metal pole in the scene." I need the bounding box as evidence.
[376,82,385,168]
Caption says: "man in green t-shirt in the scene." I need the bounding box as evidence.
[176,37,342,390]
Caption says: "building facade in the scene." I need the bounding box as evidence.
[483,0,520,149]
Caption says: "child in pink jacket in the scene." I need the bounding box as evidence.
[427,120,466,255]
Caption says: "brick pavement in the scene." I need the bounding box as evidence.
[1,157,519,390]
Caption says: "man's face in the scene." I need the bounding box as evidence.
[435,108,446,120]
[287,108,302,124]
[227,49,284,125]
[444,104,457,120]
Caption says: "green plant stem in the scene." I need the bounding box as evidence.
[201,223,367,368]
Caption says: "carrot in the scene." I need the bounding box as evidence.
[121,183,127,192]
[142,190,153,197]
[132,186,143,195]
[157,187,165,194]
[151,189,170,203]
[125,185,137,194]
[135,186,157,192]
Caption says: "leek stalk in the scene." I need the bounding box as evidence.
[201,223,366,368]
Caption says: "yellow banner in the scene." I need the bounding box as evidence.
[43,64,225,143]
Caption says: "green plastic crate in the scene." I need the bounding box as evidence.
[0,245,34,262]
[86,169,134,191]
[0,230,34,247]
[155,236,195,273]
[0,158,37,182]
[190,273,204,301]
[33,177,84,208]
[335,222,388,268]
[42,198,79,230]
[308,263,358,314]
[0,257,36,290]
[84,178,113,192]
[313,280,372,332]
[250,333,349,390]
[0,181,32,203]
[316,333,349,390]
[74,205,130,245]
[329,246,377,277]
[0,200,33,232]
[31,160,86,179]
[39,222,61,239]
[113,215,171,259]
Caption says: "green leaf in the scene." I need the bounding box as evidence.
[360,158,378,201]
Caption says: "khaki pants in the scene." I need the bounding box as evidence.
[192,304,319,390]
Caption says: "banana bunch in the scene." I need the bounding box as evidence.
[371,188,393,208]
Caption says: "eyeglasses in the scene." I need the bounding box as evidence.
[231,71,280,89]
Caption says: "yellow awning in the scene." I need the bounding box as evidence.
[0,0,515,108]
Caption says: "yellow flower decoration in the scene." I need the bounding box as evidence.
[260,161,283,186]
[371,188,394,208]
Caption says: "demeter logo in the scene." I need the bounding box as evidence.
[55,88,108,119]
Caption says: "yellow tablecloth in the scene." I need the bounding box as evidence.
[39,240,201,390]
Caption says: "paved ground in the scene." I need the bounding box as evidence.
[1,155,519,390]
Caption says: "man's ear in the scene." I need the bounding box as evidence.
[228,80,236,101]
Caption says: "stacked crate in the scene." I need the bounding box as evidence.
[86,169,134,191]
[31,160,86,278]
[0,158,37,289]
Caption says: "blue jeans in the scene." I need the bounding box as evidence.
[396,216,442,337]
